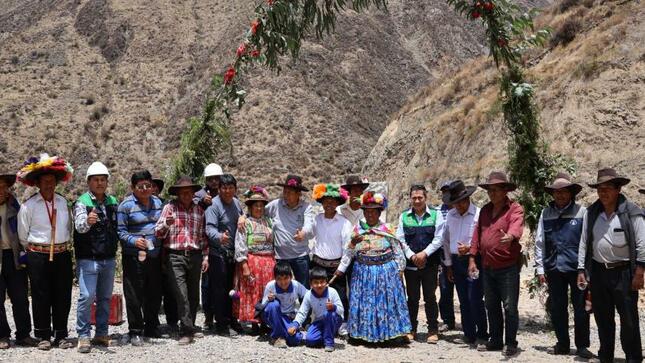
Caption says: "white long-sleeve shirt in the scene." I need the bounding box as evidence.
[395,206,445,262]
[18,193,71,247]
[441,203,479,266]
[293,286,344,327]
[311,213,352,260]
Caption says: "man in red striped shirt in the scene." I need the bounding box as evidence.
[155,176,209,345]
[468,171,524,357]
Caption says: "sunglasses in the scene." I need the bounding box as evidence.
[135,183,153,191]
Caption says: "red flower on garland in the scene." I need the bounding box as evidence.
[471,10,481,19]
[483,2,494,10]
[267,0,274,5]
[250,19,260,35]
[236,43,247,58]
[223,67,236,85]
[497,38,508,47]
[250,49,261,58]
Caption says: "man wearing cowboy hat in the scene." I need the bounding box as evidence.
[395,184,445,343]
[156,176,209,345]
[17,154,75,350]
[437,180,456,333]
[441,180,488,347]
[263,174,315,288]
[73,162,120,353]
[310,183,353,333]
[577,168,645,363]
[534,172,591,359]
[0,173,38,349]
[468,171,524,356]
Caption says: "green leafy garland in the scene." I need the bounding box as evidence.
[171,0,568,235]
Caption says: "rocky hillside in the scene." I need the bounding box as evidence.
[363,0,645,215]
[0,0,549,198]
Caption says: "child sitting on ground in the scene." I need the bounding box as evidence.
[260,263,308,348]
[288,267,344,352]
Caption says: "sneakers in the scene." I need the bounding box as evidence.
[130,335,144,347]
[77,338,91,353]
[338,322,348,338]
[426,332,439,344]
[325,345,335,352]
[273,338,287,349]
[15,336,39,347]
[576,347,594,359]
[37,340,52,351]
[92,336,111,347]
[178,336,193,345]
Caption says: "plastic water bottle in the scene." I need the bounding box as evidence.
[469,268,480,280]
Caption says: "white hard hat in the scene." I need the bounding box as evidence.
[86,161,110,179]
[203,163,223,178]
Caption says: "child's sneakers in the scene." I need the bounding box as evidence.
[273,338,287,349]
[325,345,335,352]
[338,322,348,338]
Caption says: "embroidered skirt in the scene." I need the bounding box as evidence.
[233,253,275,323]
[348,257,412,342]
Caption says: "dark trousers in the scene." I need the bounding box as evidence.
[208,253,235,328]
[122,254,162,336]
[404,263,439,332]
[452,255,488,340]
[27,250,73,341]
[311,257,348,320]
[161,266,179,327]
[277,255,310,289]
[201,273,212,319]
[438,262,456,327]
[0,250,31,340]
[166,253,202,336]
[482,264,520,347]
[590,261,642,362]
[546,269,590,350]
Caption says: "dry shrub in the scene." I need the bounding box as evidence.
[550,18,582,47]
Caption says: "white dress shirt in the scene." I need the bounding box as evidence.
[395,206,445,261]
[311,213,352,260]
[441,203,480,266]
[18,193,72,247]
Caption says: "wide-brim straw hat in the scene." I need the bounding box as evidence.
[276,174,308,192]
[17,153,74,187]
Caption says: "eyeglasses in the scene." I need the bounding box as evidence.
[135,183,153,191]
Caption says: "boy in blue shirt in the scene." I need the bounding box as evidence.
[261,263,307,348]
[288,267,344,352]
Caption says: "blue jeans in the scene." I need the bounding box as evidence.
[452,255,488,341]
[482,264,520,347]
[76,258,116,338]
[278,255,310,289]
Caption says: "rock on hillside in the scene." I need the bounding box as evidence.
[362,0,645,216]
[0,0,538,198]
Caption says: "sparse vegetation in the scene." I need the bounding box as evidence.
[550,18,582,47]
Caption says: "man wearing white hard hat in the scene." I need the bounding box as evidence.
[73,162,119,353]
[193,163,223,330]
[193,163,223,209]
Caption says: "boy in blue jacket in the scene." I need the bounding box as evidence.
[261,263,307,348]
[288,267,344,352]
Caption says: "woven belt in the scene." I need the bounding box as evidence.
[28,243,69,254]
[356,250,394,265]
[312,255,341,269]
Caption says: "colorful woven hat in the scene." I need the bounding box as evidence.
[360,191,387,210]
[312,183,348,204]
[17,153,74,187]
[243,185,270,206]
[276,174,308,192]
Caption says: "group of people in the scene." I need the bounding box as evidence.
[0,153,643,362]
